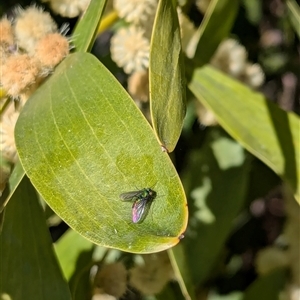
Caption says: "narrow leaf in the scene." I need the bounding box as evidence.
[168,244,195,300]
[191,0,239,65]
[0,160,25,213]
[54,229,97,300]
[149,0,186,152]
[286,0,300,39]
[0,176,71,300]
[54,229,95,281]
[182,128,250,284]
[243,268,287,300]
[72,0,107,52]
[188,66,300,203]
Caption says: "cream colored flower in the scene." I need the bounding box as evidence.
[196,101,218,126]
[0,164,11,196]
[113,0,157,25]
[0,43,13,67]
[111,26,150,74]
[210,38,265,88]
[210,38,247,77]
[177,8,196,54]
[196,39,265,126]
[289,286,300,300]
[0,17,14,46]
[91,294,117,300]
[93,262,127,298]
[41,0,91,18]
[1,53,40,98]
[128,70,149,102]
[130,253,174,295]
[196,0,212,13]
[0,104,20,163]
[35,33,70,71]
[14,6,57,53]
[240,63,265,88]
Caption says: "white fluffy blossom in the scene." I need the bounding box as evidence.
[0,104,20,163]
[110,26,150,74]
[41,0,90,18]
[113,0,157,25]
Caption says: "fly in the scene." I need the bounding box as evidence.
[120,188,157,223]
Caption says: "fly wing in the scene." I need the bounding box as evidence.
[119,190,141,201]
[132,199,148,223]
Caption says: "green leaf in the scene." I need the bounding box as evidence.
[243,268,287,300]
[188,66,300,203]
[0,176,71,300]
[158,284,183,300]
[72,0,107,52]
[242,0,263,25]
[54,229,98,300]
[168,244,195,300]
[286,0,300,39]
[54,229,95,280]
[208,292,243,300]
[0,161,25,233]
[149,0,186,152]
[15,52,188,253]
[191,0,239,65]
[181,128,250,284]
[0,160,25,213]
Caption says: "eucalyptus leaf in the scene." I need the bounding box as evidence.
[149,0,186,152]
[15,52,188,253]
